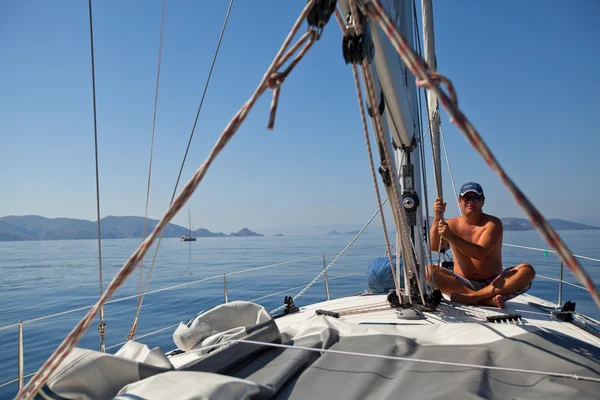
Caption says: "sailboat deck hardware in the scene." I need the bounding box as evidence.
[486,314,522,324]
[283,296,299,315]
[315,309,341,318]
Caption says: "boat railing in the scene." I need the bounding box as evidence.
[1,242,598,391]
[0,245,380,391]
[502,243,594,306]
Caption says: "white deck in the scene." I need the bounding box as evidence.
[274,293,600,347]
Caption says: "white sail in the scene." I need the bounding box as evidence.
[370,0,419,148]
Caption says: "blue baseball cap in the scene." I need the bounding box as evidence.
[460,182,484,197]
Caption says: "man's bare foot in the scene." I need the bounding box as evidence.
[493,295,505,309]
[478,294,506,308]
[450,292,479,305]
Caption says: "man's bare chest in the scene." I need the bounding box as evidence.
[452,223,484,243]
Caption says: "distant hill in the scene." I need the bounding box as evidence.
[498,217,599,231]
[256,224,382,236]
[196,228,227,238]
[229,228,263,237]
[0,215,259,241]
[427,216,599,231]
[327,229,367,235]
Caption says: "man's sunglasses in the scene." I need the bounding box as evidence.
[460,194,483,202]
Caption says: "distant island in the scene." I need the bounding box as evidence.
[229,228,263,237]
[502,218,599,231]
[0,215,263,241]
[426,217,599,232]
[0,215,597,242]
[328,230,367,235]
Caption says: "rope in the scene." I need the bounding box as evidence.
[334,7,348,36]
[334,305,392,316]
[439,125,460,212]
[106,324,179,351]
[252,272,363,303]
[502,244,600,263]
[270,200,387,314]
[86,0,105,354]
[411,0,439,290]
[324,301,389,314]
[134,0,167,339]
[267,30,317,130]
[227,255,321,276]
[0,251,378,333]
[16,3,319,398]
[350,62,400,301]
[128,0,235,341]
[366,0,600,309]
[416,76,434,276]
[536,275,586,291]
[214,339,600,383]
[0,373,36,390]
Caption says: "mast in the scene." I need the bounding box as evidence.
[421,0,442,198]
[375,0,428,299]
[339,0,428,302]
[188,209,192,236]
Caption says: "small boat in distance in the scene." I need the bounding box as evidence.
[180,209,196,242]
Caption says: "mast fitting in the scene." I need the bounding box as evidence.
[342,6,373,64]
[307,0,337,39]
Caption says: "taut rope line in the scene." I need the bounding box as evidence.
[128,0,236,341]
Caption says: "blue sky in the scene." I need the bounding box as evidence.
[1,0,599,232]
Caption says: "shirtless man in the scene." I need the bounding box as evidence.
[428,182,535,308]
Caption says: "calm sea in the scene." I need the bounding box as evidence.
[1,231,599,398]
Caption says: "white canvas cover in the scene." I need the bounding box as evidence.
[115,340,173,369]
[115,371,261,400]
[38,347,171,400]
[173,301,272,351]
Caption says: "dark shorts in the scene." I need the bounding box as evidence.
[442,262,532,301]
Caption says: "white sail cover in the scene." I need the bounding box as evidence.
[173,301,272,351]
[36,346,172,400]
[115,371,261,400]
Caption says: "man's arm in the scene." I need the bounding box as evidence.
[430,198,447,252]
[430,216,448,251]
[444,218,503,260]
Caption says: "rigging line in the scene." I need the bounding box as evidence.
[270,197,389,315]
[360,63,426,305]
[439,125,460,212]
[0,251,381,332]
[412,0,434,277]
[203,339,600,383]
[412,0,442,288]
[87,0,105,353]
[412,0,442,201]
[351,62,400,299]
[128,0,235,340]
[0,373,36,390]
[334,7,348,36]
[502,244,600,263]
[536,275,586,291]
[137,0,167,318]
